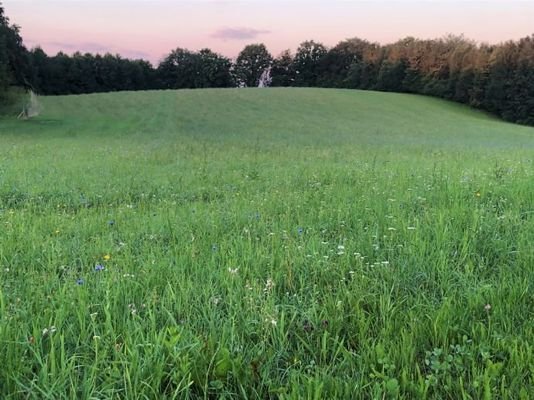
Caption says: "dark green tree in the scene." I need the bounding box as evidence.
[318,38,372,87]
[234,43,272,87]
[157,47,232,89]
[195,49,233,88]
[0,3,31,100]
[293,40,327,87]
[271,50,294,87]
[376,59,407,92]
[157,48,198,89]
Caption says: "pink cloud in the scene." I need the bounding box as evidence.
[211,27,271,41]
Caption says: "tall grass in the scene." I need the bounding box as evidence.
[0,88,533,398]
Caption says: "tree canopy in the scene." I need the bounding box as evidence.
[0,3,31,100]
[234,43,272,87]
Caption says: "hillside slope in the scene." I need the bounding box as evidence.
[2,88,534,150]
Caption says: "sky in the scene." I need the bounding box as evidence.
[3,1,534,64]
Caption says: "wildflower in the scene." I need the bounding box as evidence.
[103,254,111,261]
[264,278,274,292]
[211,296,222,306]
[475,191,481,197]
[94,264,105,272]
[228,267,239,275]
[128,303,137,315]
[55,230,60,234]
[42,326,57,336]
[484,304,491,312]
[76,278,84,285]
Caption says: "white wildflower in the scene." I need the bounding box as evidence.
[128,304,137,315]
[264,278,274,292]
[42,326,57,336]
[211,296,222,306]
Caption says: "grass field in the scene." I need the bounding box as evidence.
[0,88,533,399]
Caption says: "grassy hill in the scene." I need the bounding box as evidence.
[3,87,534,146]
[1,88,533,398]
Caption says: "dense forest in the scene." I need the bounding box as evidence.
[1,3,533,125]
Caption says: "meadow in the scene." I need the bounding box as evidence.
[0,88,533,399]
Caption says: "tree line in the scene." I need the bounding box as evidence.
[1,3,533,125]
[0,5,32,101]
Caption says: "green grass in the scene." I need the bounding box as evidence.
[0,88,533,399]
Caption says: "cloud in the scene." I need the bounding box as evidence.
[29,40,151,60]
[211,27,271,41]
[44,41,112,53]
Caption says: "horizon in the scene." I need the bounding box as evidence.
[4,0,534,64]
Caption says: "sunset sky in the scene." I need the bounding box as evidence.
[4,1,534,64]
